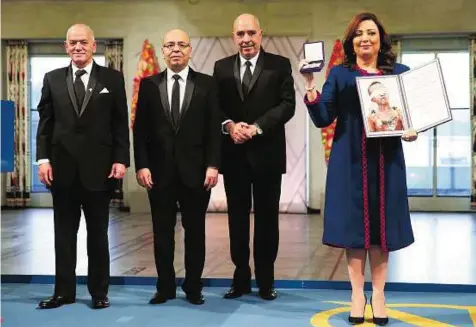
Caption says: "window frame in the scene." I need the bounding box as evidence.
[400,49,471,198]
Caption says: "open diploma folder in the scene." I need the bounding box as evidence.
[300,41,325,73]
[356,58,452,138]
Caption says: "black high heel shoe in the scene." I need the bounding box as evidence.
[370,296,389,326]
[348,294,367,325]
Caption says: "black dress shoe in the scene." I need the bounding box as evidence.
[186,293,205,305]
[348,294,367,325]
[258,288,277,300]
[38,295,75,309]
[223,287,252,299]
[149,292,176,304]
[92,297,110,309]
[371,296,389,326]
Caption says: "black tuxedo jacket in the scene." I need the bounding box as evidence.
[36,61,130,191]
[213,49,296,175]
[133,68,222,189]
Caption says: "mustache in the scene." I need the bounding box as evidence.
[240,42,255,48]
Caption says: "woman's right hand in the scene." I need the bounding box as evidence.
[298,59,315,85]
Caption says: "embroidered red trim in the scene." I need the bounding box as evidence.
[304,92,321,105]
[379,141,388,252]
[358,66,388,251]
[361,131,371,249]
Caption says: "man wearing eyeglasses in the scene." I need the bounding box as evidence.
[213,13,296,301]
[133,29,221,305]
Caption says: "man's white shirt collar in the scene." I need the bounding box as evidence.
[167,66,189,81]
[240,51,260,67]
[72,60,93,75]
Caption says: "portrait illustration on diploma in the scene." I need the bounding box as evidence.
[357,58,452,138]
[358,77,408,135]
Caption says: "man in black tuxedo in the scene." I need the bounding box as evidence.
[36,24,129,309]
[133,29,221,305]
[213,13,295,300]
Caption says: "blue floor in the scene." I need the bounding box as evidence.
[2,284,476,327]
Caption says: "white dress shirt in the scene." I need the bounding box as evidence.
[37,60,94,165]
[222,51,260,134]
[166,66,189,111]
[72,60,93,91]
[239,51,259,81]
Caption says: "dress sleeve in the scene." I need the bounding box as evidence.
[304,67,338,128]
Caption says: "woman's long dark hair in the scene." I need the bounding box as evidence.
[342,12,396,74]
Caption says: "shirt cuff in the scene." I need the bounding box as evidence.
[37,159,50,165]
[253,123,263,135]
[221,119,233,134]
[304,92,321,105]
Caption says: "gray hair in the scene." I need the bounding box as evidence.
[66,24,95,41]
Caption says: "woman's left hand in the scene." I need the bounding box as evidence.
[402,128,418,142]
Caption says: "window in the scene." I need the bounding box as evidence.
[30,56,106,192]
[401,47,471,197]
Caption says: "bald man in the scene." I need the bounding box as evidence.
[36,24,129,309]
[133,29,221,305]
[213,13,295,300]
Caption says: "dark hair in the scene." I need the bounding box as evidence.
[342,12,396,74]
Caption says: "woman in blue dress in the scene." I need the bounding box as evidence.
[300,13,417,325]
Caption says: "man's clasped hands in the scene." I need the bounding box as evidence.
[226,122,259,144]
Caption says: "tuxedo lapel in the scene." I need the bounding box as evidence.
[157,72,173,125]
[233,55,244,101]
[65,67,80,115]
[177,69,195,129]
[248,50,264,93]
[79,62,98,117]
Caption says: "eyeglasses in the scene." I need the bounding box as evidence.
[163,42,190,50]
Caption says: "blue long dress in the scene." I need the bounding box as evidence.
[305,63,414,252]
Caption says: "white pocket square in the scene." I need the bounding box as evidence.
[99,88,109,94]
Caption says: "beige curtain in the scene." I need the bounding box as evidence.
[5,41,30,208]
[105,40,126,209]
[105,40,123,72]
